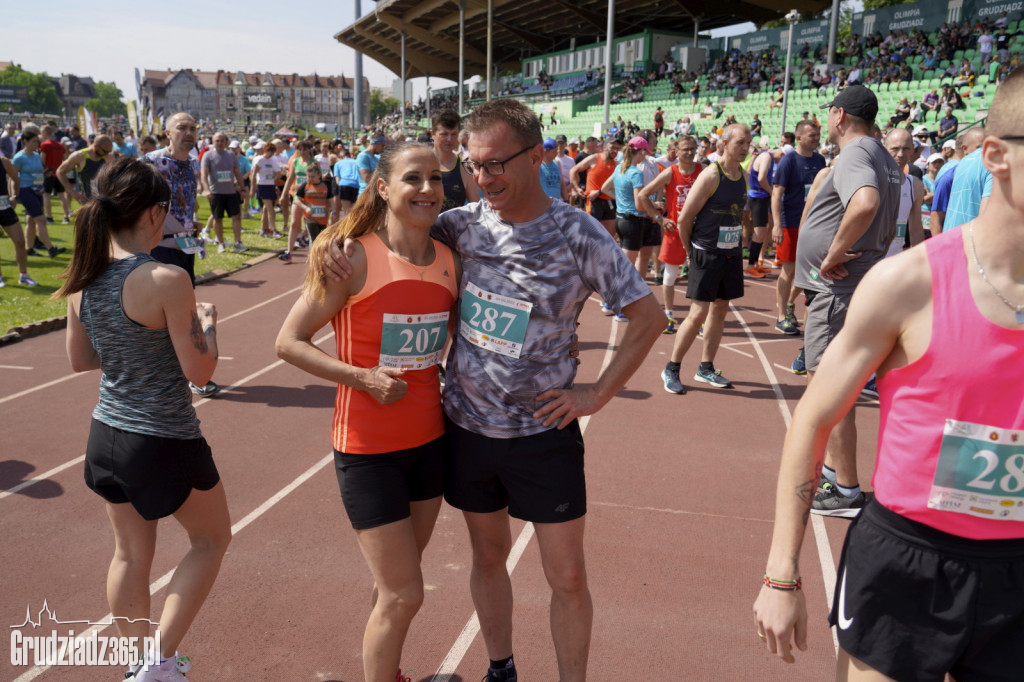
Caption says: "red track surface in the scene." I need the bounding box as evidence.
[1,253,882,681]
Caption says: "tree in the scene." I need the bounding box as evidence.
[86,81,127,118]
[369,89,399,121]
[863,0,913,8]
[0,64,61,113]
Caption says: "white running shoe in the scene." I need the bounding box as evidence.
[233,242,248,253]
[131,654,191,681]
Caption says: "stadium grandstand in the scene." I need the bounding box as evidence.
[338,0,1023,147]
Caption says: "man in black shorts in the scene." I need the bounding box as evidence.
[661,124,751,394]
[200,132,247,253]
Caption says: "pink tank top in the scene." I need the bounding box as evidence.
[873,226,1024,539]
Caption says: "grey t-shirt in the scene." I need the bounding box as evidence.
[795,136,902,294]
[433,199,652,439]
[201,149,239,195]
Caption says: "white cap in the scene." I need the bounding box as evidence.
[254,140,266,150]
[569,137,580,144]
[927,152,945,164]
[228,140,241,148]
[249,136,259,144]
[782,144,795,154]
[942,139,957,149]
[913,125,930,136]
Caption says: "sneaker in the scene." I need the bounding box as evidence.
[130,654,191,682]
[46,216,54,224]
[0,275,4,288]
[293,239,305,250]
[233,242,248,253]
[785,302,799,328]
[217,242,226,253]
[614,313,628,322]
[48,245,66,258]
[773,258,782,268]
[277,251,292,262]
[664,313,678,325]
[694,365,732,388]
[600,301,614,316]
[743,266,766,279]
[200,227,211,239]
[661,366,685,394]
[33,238,45,250]
[742,246,750,258]
[775,318,799,335]
[395,669,412,682]
[18,273,39,287]
[791,347,807,375]
[811,482,866,518]
[25,248,39,257]
[62,217,70,224]
[861,376,879,399]
[481,666,518,682]
[680,263,689,278]
[190,381,221,398]
[662,320,677,334]
[758,259,775,270]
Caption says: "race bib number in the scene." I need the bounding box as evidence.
[310,205,326,218]
[716,224,742,250]
[895,221,907,240]
[922,212,931,230]
[928,420,1024,521]
[459,281,532,358]
[216,170,233,184]
[379,312,449,370]
[804,184,812,199]
[32,173,44,186]
[260,167,276,183]
[0,196,9,210]
[174,236,203,255]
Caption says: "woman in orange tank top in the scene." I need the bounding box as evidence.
[276,142,461,682]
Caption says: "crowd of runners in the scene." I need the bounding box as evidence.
[3,54,1022,682]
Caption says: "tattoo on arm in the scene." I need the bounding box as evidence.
[189,311,209,354]
[795,476,818,528]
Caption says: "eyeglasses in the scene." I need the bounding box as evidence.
[463,145,534,177]
[998,135,1024,141]
[155,201,170,208]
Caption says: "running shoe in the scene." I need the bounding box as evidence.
[0,275,4,288]
[481,665,518,682]
[33,237,45,250]
[785,302,799,328]
[233,242,248,253]
[61,217,70,224]
[18,273,39,287]
[694,365,732,388]
[862,376,879,399]
[665,313,678,325]
[742,246,750,258]
[811,482,866,518]
[217,242,226,253]
[130,654,192,681]
[46,216,54,223]
[661,366,685,394]
[48,245,66,258]
[680,263,689,278]
[25,248,39,257]
[278,251,292,262]
[600,301,614,316]
[743,266,766,279]
[758,259,774,270]
[614,313,628,322]
[791,347,807,375]
[662,320,677,334]
[200,226,211,239]
[190,381,221,398]
[773,258,782,268]
[775,318,799,335]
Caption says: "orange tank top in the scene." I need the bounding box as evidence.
[586,153,616,202]
[331,232,458,454]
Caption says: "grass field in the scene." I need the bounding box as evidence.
[0,197,295,334]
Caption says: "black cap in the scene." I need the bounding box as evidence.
[820,85,878,122]
[555,134,567,142]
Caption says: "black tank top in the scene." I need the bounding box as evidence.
[691,162,746,255]
[79,150,106,198]
[440,157,468,212]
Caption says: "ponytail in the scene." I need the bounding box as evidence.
[619,146,635,175]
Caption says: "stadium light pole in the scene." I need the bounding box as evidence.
[400,30,406,131]
[354,0,363,131]
[459,0,465,115]
[486,0,493,100]
[603,0,615,131]
[780,9,800,142]
[827,0,840,66]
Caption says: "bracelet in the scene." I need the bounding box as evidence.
[203,325,216,335]
[763,574,801,591]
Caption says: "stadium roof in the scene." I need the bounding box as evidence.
[334,0,833,81]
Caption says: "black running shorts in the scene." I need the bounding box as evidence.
[830,501,1024,682]
[209,192,241,219]
[749,196,770,227]
[84,419,220,521]
[589,196,616,221]
[443,416,586,523]
[334,436,445,530]
[615,214,661,251]
[685,248,744,302]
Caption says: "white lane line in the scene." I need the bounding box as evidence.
[2,331,334,499]
[734,305,778,320]
[0,285,303,406]
[431,316,619,681]
[11,452,335,682]
[0,365,33,370]
[730,303,839,655]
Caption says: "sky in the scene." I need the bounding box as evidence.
[2,0,863,109]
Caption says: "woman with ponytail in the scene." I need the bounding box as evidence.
[56,156,231,682]
[276,141,459,682]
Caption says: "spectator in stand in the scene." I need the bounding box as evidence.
[978,27,994,64]
[921,89,941,121]
[890,97,912,126]
[939,107,959,139]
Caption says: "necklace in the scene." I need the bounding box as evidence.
[968,223,1024,324]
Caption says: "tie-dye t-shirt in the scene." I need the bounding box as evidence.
[144,148,200,247]
[433,199,651,439]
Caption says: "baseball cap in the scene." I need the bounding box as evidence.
[942,139,957,149]
[627,136,650,152]
[370,135,387,145]
[249,136,259,144]
[927,152,945,164]
[543,138,557,150]
[228,140,240,148]
[913,125,930,136]
[555,134,567,143]
[820,84,879,122]
[569,137,580,145]
[254,140,266,150]
[782,143,795,154]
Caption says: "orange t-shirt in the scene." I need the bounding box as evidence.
[585,154,617,206]
[331,232,458,454]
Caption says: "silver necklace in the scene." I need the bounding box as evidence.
[969,223,1024,324]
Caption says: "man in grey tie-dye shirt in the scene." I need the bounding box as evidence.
[325,99,662,682]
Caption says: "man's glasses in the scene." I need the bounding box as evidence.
[998,135,1024,141]
[463,146,533,177]
[155,201,170,209]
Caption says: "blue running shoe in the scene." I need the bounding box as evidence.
[791,347,807,375]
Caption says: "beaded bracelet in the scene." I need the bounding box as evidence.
[763,574,802,591]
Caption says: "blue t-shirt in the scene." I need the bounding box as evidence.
[334,158,360,188]
[935,158,959,182]
[922,174,935,211]
[611,166,644,215]
[236,154,252,175]
[114,141,138,157]
[12,150,44,188]
[772,150,826,228]
[539,161,562,199]
[355,150,378,196]
[930,165,956,214]
[944,148,991,231]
